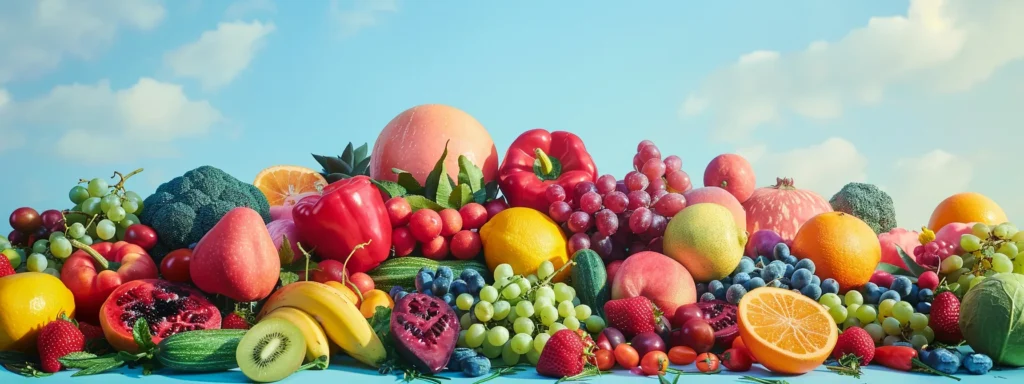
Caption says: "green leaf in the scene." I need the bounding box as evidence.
[484,181,499,200]
[449,184,473,208]
[312,154,350,174]
[472,188,487,204]
[395,172,424,195]
[353,143,369,162]
[341,143,355,168]
[280,271,300,286]
[406,195,443,212]
[278,234,295,265]
[895,245,927,277]
[58,353,101,369]
[458,155,485,192]
[371,180,407,199]
[72,359,124,377]
[116,351,141,363]
[3,362,52,377]
[370,306,392,341]
[131,319,154,351]
[875,262,915,277]
[424,142,451,201]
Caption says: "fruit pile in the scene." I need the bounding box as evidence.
[386,199,489,260]
[699,242,835,305]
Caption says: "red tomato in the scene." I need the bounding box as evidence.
[159,249,192,283]
[350,272,375,294]
[731,337,757,363]
[695,353,720,373]
[614,344,640,369]
[673,318,716,353]
[668,346,697,365]
[595,349,615,371]
[721,348,752,372]
[124,224,158,251]
[312,259,348,283]
[640,351,669,376]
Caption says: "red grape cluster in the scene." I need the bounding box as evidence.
[913,239,956,269]
[8,207,64,247]
[547,140,692,261]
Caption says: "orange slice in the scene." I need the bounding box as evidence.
[254,165,327,206]
[738,287,838,375]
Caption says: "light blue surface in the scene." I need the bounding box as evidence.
[2,353,1020,383]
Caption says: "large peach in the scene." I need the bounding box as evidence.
[611,251,697,316]
[369,104,500,185]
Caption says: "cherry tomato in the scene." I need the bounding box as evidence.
[695,353,720,373]
[159,249,193,283]
[614,343,640,369]
[312,259,348,283]
[595,349,615,371]
[124,224,158,251]
[731,337,757,363]
[350,272,375,294]
[640,351,669,376]
[721,348,752,372]
[668,346,697,365]
[673,318,715,353]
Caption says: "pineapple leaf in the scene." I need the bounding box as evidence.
[326,173,351,183]
[342,143,355,169]
[312,154,350,174]
[457,155,484,192]
[353,143,369,163]
[354,157,371,176]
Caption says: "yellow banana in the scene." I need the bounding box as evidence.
[258,281,386,367]
[261,307,332,366]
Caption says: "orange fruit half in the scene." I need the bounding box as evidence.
[254,165,327,206]
[738,287,838,375]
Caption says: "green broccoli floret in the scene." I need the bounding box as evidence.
[829,182,896,234]
[140,166,272,260]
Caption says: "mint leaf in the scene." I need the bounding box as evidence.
[406,195,443,212]
[58,353,101,369]
[280,271,300,286]
[457,155,485,192]
[131,319,154,351]
[449,184,472,208]
[72,359,124,377]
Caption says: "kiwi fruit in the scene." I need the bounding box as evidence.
[236,318,307,382]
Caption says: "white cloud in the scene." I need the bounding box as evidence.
[225,0,277,20]
[329,0,397,38]
[165,21,276,91]
[682,0,1024,141]
[0,0,165,83]
[0,78,222,162]
[742,137,868,198]
[890,150,973,228]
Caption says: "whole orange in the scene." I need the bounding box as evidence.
[928,192,1007,233]
[792,212,880,292]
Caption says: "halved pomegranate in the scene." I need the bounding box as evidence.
[99,279,221,352]
[697,300,739,352]
[390,293,459,373]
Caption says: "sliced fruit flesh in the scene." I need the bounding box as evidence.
[254,166,326,206]
[741,289,835,356]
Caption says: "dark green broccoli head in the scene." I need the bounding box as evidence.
[829,182,896,234]
[140,166,272,260]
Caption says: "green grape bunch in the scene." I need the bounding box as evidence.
[64,168,146,246]
[939,222,1023,295]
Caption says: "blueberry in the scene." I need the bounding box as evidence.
[451,279,469,296]
[436,266,454,281]
[879,290,901,303]
[791,269,813,290]
[795,258,816,273]
[745,277,766,290]
[714,285,728,300]
[821,278,840,294]
[422,288,433,297]
[735,257,756,274]
[751,268,763,278]
[395,291,409,300]
[801,284,822,300]
[443,293,455,305]
[696,282,708,297]
[784,264,795,279]
[863,282,882,304]
[726,284,747,304]
[779,277,792,287]
[916,301,931,314]
[922,348,961,375]
[761,263,785,281]
[466,274,486,294]
[918,288,934,303]
[810,275,820,286]
[908,285,920,305]
[708,280,725,295]
[415,270,434,292]
[461,356,491,377]
[963,353,993,375]
[459,268,479,281]
[778,284,790,289]
[781,255,798,265]
[721,276,733,286]
[700,292,717,302]
[754,256,770,267]
[433,276,452,296]
[448,348,477,371]
[890,276,913,299]
[733,272,751,287]
[767,280,783,288]
[773,242,791,260]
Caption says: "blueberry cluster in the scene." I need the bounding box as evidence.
[860,277,934,314]
[697,243,835,304]
[388,266,486,309]
[446,347,491,377]
[920,348,993,375]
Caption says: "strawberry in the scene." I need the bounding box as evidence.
[77,322,104,340]
[831,326,875,365]
[537,329,592,378]
[37,314,85,373]
[929,291,963,343]
[0,254,15,277]
[222,312,250,330]
[603,296,662,338]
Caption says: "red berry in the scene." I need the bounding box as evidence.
[458,203,488,230]
[37,316,85,373]
[350,272,375,294]
[484,199,508,220]
[917,271,939,291]
[385,197,412,227]
[222,313,250,330]
[831,326,875,365]
[421,235,449,260]
[450,230,481,260]
[929,292,963,343]
[408,209,442,243]
[392,227,417,257]
[438,208,463,237]
[870,270,895,289]
[0,254,14,278]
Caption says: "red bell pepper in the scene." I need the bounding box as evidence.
[497,129,598,212]
[61,241,159,324]
[291,175,392,274]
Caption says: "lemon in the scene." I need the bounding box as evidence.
[479,207,570,282]
[0,272,76,353]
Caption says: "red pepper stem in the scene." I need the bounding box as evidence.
[69,239,110,270]
[534,148,554,176]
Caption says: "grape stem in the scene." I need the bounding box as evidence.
[69,239,117,271]
[111,168,144,191]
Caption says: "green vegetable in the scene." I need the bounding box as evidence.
[140,166,271,259]
[829,182,896,234]
[155,329,247,372]
[570,249,609,318]
[960,273,1024,367]
[368,257,490,292]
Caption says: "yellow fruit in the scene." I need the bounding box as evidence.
[662,203,747,282]
[324,280,361,306]
[479,207,569,281]
[261,307,332,365]
[0,273,76,352]
[738,287,838,375]
[360,289,394,318]
[253,165,327,206]
[792,212,880,292]
[928,192,1008,233]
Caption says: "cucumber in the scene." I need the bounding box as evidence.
[368,257,490,292]
[156,329,247,372]
[570,249,609,318]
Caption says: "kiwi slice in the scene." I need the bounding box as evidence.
[236,318,307,383]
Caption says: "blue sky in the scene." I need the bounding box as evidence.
[0,0,1021,235]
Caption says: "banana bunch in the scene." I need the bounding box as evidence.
[257,281,387,367]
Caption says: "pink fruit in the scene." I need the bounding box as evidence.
[870,270,895,289]
[703,154,756,204]
[917,271,940,291]
[190,208,280,301]
[682,187,746,231]
[878,227,921,269]
[742,177,831,245]
[610,251,697,317]
[606,260,624,283]
[934,222,976,253]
